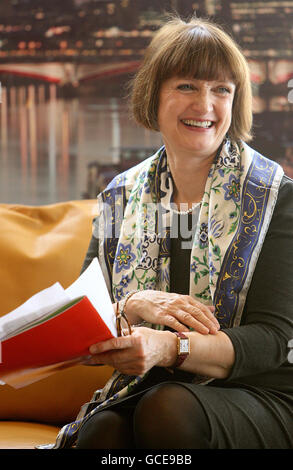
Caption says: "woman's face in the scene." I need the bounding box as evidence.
[157,76,236,162]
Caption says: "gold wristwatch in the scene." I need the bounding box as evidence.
[172,332,190,368]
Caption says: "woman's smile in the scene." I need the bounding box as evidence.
[181,119,214,129]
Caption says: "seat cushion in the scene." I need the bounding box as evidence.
[0,364,113,424]
[0,421,60,449]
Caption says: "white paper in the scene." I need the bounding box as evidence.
[66,257,117,337]
[0,283,70,340]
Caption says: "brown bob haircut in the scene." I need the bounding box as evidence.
[130,16,253,142]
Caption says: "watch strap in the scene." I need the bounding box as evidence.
[172,331,190,369]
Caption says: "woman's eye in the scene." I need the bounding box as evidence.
[177,83,194,91]
[217,86,231,94]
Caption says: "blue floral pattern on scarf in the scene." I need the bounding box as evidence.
[223,174,241,202]
[114,243,136,273]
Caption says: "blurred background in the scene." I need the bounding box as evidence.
[0,0,293,205]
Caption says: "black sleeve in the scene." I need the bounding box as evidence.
[222,175,293,380]
[80,232,99,275]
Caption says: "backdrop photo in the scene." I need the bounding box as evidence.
[0,0,292,204]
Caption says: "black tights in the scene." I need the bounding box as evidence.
[75,383,212,449]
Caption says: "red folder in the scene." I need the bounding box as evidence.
[0,296,114,381]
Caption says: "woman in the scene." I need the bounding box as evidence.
[53,16,293,449]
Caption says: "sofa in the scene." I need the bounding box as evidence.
[0,200,114,449]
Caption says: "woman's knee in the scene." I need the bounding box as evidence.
[76,409,133,449]
[133,382,211,448]
[135,382,181,417]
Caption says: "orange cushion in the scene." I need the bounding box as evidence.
[0,200,113,424]
[0,200,97,313]
[0,421,60,449]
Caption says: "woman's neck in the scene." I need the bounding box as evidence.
[166,148,215,207]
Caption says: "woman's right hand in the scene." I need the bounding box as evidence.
[125,290,220,335]
[88,327,178,376]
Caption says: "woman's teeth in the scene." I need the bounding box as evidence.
[182,119,213,128]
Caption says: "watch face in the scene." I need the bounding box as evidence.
[179,338,189,354]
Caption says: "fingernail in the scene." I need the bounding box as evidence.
[211,326,219,334]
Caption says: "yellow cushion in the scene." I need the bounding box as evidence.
[0,200,113,424]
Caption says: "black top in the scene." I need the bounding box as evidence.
[82,175,293,401]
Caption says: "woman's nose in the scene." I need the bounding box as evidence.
[191,90,213,114]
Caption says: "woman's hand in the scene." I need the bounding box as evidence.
[125,290,220,335]
[88,327,177,376]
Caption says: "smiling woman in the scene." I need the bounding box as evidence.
[47,15,293,450]
[131,16,252,143]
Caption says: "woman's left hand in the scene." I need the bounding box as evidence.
[125,290,219,334]
[87,327,177,376]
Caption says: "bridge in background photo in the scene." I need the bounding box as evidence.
[0,61,141,87]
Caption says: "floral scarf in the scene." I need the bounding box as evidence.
[47,138,283,449]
